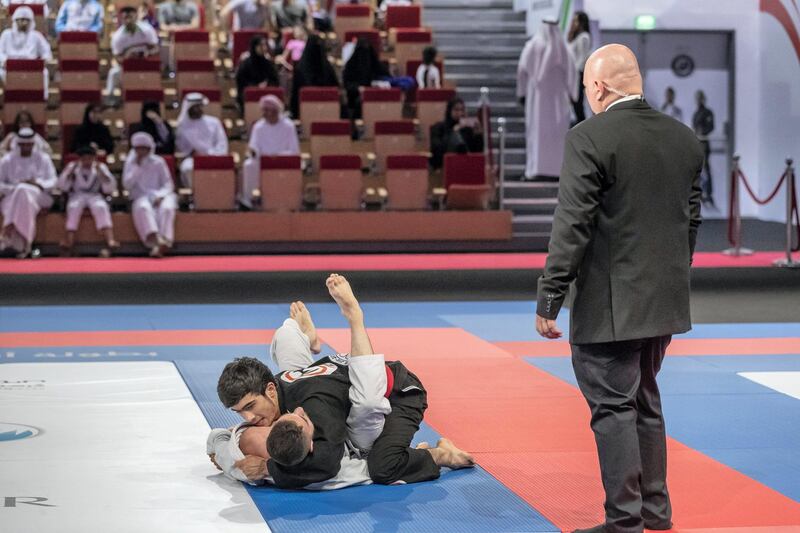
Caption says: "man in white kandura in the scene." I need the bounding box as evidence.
[239,94,300,209]
[57,145,119,257]
[175,92,228,188]
[122,132,177,258]
[0,128,56,258]
[0,7,52,98]
[516,19,576,181]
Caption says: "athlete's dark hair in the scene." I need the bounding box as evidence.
[217,357,276,408]
[267,419,309,466]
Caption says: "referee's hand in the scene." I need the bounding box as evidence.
[535,314,563,339]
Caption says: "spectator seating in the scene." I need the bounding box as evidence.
[179,88,222,118]
[405,59,444,101]
[5,59,44,92]
[343,30,381,56]
[373,120,415,173]
[334,4,373,37]
[122,89,164,124]
[58,31,98,61]
[243,87,285,133]
[232,30,269,66]
[60,59,100,90]
[417,88,456,145]
[309,120,351,172]
[121,57,162,90]
[192,155,237,211]
[393,29,432,76]
[259,155,303,212]
[443,153,491,210]
[172,29,211,61]
[175,60,217,94]
[60,89,102,156]
[360,87,402,139]
[385,5,422,31]
[299,86,341,139]
[385,154,429,210]
[318,154,363,210]
[2,90,46,129]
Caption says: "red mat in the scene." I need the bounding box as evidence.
[0,252,789,275]
[320,327,800,532]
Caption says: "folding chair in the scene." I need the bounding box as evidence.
[172,29,210,61]
[192,155,237,211]
[4,59,44,91]
[393,29,431,76]
[334,4,373,37]
[443,153,490,209]
[299,86,341,139]
[2,90,46,127]
[385,154,429,210]
[319,154,363,210]
[373,120,415,173]
[121,57,162,90]
[259,155,303,211]
[60,59,100,90]
[58,31,99,61]
[360,87,402,139]
[309,120,352,173]
[175,60,217,94]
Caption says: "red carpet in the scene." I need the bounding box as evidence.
[0,251,789,275]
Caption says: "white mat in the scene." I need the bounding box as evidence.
[739,371,800,400]
[0,362,269,533]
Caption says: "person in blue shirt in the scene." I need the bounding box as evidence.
[55,0,104,35]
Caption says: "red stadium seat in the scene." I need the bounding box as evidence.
[259,155,303,211]
[417,88,456,145]
[243,86,285,133]
[443,153,490,210]
[175,59,217,93]
[394,29,432,75]
[319,154,363,210]
[373,120,416,172]
[335,4,373,37]
[121,57,162,90]
[60,89,102,156]
[172,29,210,61]
[385,5,421,30]
[385,154,429,210]
[60,59,100,90]
[4,59,44,92]
[192,155,236,211]
[58,31,99,61]
[310,120,352,172]
[2,90,46,129]
[299,86,341,139]
[360,87,403,139]
[122,89,164,124]
[343,30,381,54]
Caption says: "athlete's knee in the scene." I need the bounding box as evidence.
[367,447,408,485]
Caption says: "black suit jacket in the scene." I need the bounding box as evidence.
[537,98,704,344]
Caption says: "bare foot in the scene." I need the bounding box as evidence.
[428,438,475,470]
[326,274,362,323]
[415,442,430,450]
[290,301,321,354]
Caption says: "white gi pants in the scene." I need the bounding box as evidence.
[0,183,52,250]
[270,318,391,451]
[131,193,177,246]
[65,193,112,232]
[239,157,259,208]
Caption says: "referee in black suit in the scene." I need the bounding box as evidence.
[535,44,704,533]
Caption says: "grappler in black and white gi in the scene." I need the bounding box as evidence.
[211,274,474,489]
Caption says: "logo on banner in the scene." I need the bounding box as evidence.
[0,423,42,442]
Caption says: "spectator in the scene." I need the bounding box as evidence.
[415,46,440,89]
[661,87,683,122]
[0,7,51,96]
[342,37,388,121]
[693,89,715,205]
[107,6,159,96]
[70,103,115,155]
[0,128,56,258]
[567,10,591,125]
[221,0,272,31]
[235,35,279,111]
[55,0,104,34]
[129,101,175,155]
[0,110,52,157]
[280,25,307,65]
[289,33,339,118]
[57,145,119,257]
[157,0,200,32]
[271,0,313,33]
[240,94,299,209]
[175,92,228,187]
[123,132,178,258]
[429,97,483,170]
[139,0,159,30]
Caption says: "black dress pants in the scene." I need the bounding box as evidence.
[367,364,441,484]
[571,335,673,533]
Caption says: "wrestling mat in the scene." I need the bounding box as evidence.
[1,301,799,533]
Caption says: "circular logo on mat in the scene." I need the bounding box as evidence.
[0,423,42,442]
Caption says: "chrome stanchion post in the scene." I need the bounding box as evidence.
[498,117,506,210]
[479,86,492,187]
[723,154,753,256]
[773,157,800,268]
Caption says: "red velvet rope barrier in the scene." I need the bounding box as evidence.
[728,167,800,251]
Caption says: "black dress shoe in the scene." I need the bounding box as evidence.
[644,520,673,530]
[572,526,606,533]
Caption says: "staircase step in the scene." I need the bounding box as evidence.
[428,20,526,33]
[502,197,559,215]
[501,181,559,198]
[512,214,554,234]
[423,0,514,8]
[424,8,525,23]
[435,32,529,49]
[439,45,522,59]
[446,72,517,86]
